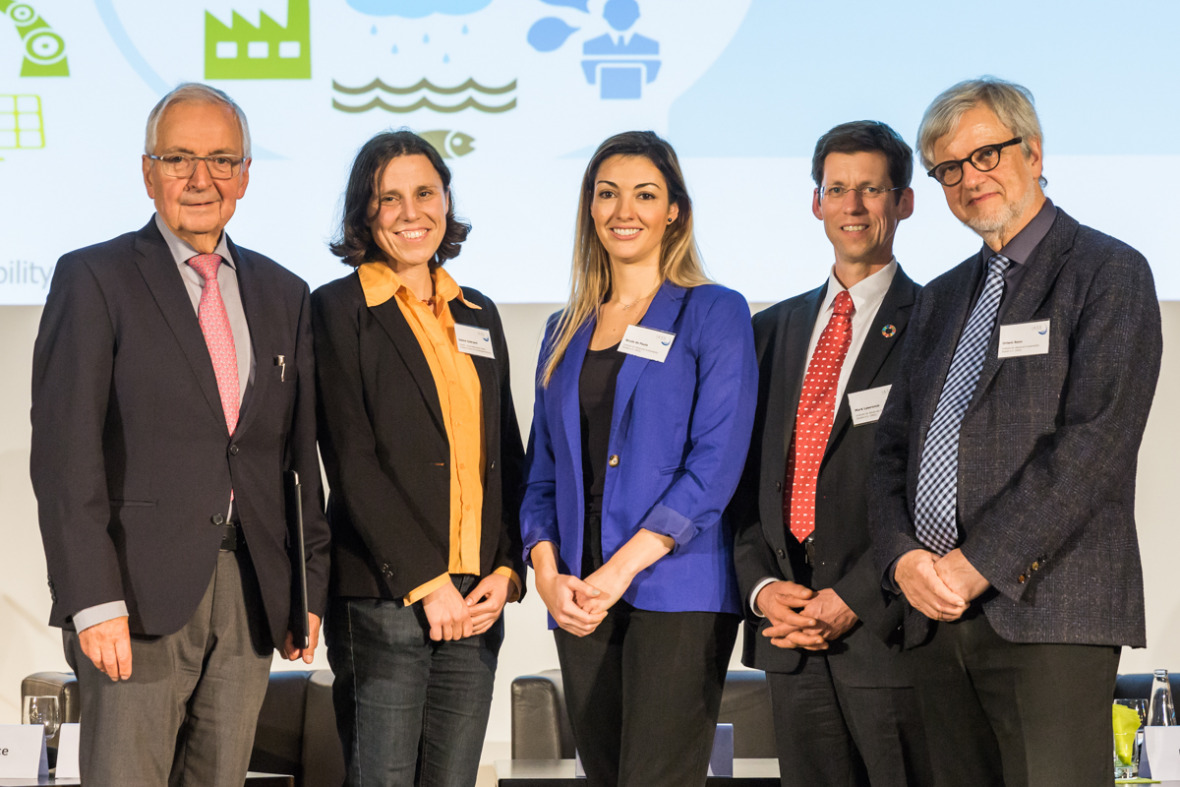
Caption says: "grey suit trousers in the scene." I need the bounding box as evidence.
[64,551,271,787]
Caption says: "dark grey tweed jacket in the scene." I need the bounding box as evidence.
[869,208,1162,649]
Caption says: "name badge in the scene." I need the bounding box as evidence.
[55,723,80,779]
[847,385,892,426]
[619,325,675,363]
[454,323,495,359]
[1141,726,1180,779]
[997,320,1050,358]
[0,725,48,778]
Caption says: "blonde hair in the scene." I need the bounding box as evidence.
[540,131,710,387]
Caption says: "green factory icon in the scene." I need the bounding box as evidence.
[1,0,69,77]
[205,0,310,80]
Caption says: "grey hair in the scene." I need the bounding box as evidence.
[144,83,252,158]
[917,76,1046,187]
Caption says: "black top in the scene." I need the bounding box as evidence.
[579,342,625,575]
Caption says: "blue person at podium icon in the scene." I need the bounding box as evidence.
[581,0,660,99]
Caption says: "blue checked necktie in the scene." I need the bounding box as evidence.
[913,253,1011,554]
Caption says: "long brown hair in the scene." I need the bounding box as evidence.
[540,131,709,387]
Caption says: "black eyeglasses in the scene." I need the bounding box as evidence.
[927,137,1022,187]
[146,153,246,180]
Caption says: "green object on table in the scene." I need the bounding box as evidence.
[1114,703,1143,764]
[1114,778,1159,784]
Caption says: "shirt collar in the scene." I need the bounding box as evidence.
[357,262,481,311]
[154,213,235,269]
[820,258,898,316]
[989,198,1057,267]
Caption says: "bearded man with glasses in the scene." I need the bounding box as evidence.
[31,82,330,786]
[868,76,1162,786]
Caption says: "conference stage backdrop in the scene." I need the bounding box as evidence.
[1,0,1177,304]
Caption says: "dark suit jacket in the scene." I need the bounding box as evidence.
[732,268,919,685]
[30,219,331,648]
[310,272,525,601]
[869,209,1162,648]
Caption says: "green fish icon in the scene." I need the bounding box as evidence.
[420,130,475,159]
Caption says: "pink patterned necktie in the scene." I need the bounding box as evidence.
[783,290,855,542]
[187,254,240,435]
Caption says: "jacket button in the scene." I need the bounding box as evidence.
[608,454,620,467]
[211,514,226,526]
[1017,574,1027,584]
[1031,561,1040,571]
[775,481,782,491]
[229,445,240,456]
[776,548,785,558]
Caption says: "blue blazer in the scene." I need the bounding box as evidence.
[521,282,757,619]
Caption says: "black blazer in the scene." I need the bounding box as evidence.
[30,219,331,648]
[311,271,525,601]
[870,209,1161,648]
[732,267,919,684]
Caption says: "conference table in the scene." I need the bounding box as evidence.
[0,773,293,786]
[495,760,1180,786]
[495,758,780,785]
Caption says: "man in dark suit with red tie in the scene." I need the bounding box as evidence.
[30,83,330,785]
[732,121,931,786]
[869,77,1162,785]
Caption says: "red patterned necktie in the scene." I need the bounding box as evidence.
[188,254,240,435]
[783,290,855,542]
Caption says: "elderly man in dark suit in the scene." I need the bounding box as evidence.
[30,83,330,786]
[732,120,931,786]
[869,77,1162,786]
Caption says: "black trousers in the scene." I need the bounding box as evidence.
[908,606,1120,787]
[767,654,932,787]
[554,601,740,787]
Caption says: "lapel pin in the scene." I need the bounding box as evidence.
[881,324,897,338]
[274,354,287,382]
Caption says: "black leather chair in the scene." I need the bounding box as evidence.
[1115,672,1180,702]
[510,668,776,759]
[21,669,345,787]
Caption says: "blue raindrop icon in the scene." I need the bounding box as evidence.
[423,33,430,43]
[462,24,469,34]
[527,17,579,52]
[443,53,450,63]
[370,24,377,34]
[391,44,399,54]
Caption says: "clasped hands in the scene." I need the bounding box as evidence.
[421,573,512,642]
[756,582,858,650]
[894,547,990,622]
[535,563,629,638]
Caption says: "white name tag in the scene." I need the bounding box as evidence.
[1141,726,1180,779]
[847,385,892,426]
[0,725,48,778]
[997,320,1050,358]
[55,723,81,779]
[619,325,675,362]
[454,323,495,359]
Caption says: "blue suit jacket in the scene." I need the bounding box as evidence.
[522,282,757,619]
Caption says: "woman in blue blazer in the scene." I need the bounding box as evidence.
[521,131,757,787]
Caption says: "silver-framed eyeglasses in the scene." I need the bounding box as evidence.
[146,153,246,179]
[927,137,1022,187]
[819,185,903,202]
